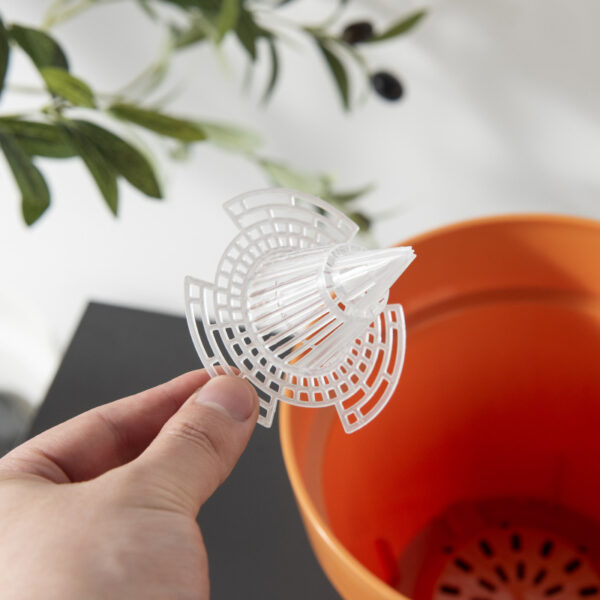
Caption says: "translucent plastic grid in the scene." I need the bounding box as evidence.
[184,188,415,433]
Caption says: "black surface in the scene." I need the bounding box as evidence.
[29,302,340,600]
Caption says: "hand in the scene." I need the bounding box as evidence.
[0,370,259,600]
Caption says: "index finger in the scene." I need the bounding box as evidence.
[0,369,211,483]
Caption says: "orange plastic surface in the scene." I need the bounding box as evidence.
[280,215,600,600]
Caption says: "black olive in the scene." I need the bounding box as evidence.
[371,71,403,101]
[341,21,374,45]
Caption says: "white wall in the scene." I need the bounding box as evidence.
[1,0,600,405]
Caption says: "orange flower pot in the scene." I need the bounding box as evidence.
[280,215,600,599]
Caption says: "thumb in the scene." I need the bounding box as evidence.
[127,375,259,515]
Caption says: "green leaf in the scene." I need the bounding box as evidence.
[316,39,350,110]
[63,124,119,215]
[0,19,9,98]
[201,122,262,153]
[260,159,330,196]
[136,0,159,19]
[170,20,207,49]
[9,24,69,70]
[0,132,51,225]
[70,119,162,198]
[235,6,270,61]
[41,67,95,107]
[169,142,191,161]
[347,211,371,232]
[324,184,374,204]
[0,117,76,158]
[262,38,279,104]
[109,103,207,142]
[369,9,427,42]
[155,0,221,10]
[217,0,240,43]
[235,14,257,59]
[154,0,205,7]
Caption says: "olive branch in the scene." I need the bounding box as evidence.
[0,1,426,230]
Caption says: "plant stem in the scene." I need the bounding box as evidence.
[43,0,76,28]
[335,38,371,105]
[247,9,305,50]
[0,110,41,120]
[116,35,174,101]
[319,0,348,31]
[8,82,115,103]
[5,84,48,96]
[43,0,125,29]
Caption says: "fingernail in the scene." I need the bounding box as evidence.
[193,376,256,422]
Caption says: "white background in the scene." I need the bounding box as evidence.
[1,0,600,405]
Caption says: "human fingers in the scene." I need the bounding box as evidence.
[124,375,258,515]
[0,370,211,483]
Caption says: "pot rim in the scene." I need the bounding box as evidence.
[279,212,600,599]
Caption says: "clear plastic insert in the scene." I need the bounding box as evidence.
[184,188,415,433]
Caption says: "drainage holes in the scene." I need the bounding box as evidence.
[430,520,600,600]
[454,557,473,573]
[477,578,496,592]
[495,565,509,583]
[440,584,461,595]
[580,586,600,596]
[545,584,564,596]
[565,559,583,574]
[534,568,548,585]
[541,540,555,558]
[479,539,494,557]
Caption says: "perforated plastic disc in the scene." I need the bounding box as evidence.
[396,499,600,600]
[184,188,415,433]
[434,525,600,599]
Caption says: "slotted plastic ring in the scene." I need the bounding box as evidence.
[184,188,415,433]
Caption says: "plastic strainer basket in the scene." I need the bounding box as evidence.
[280,215,600,600]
